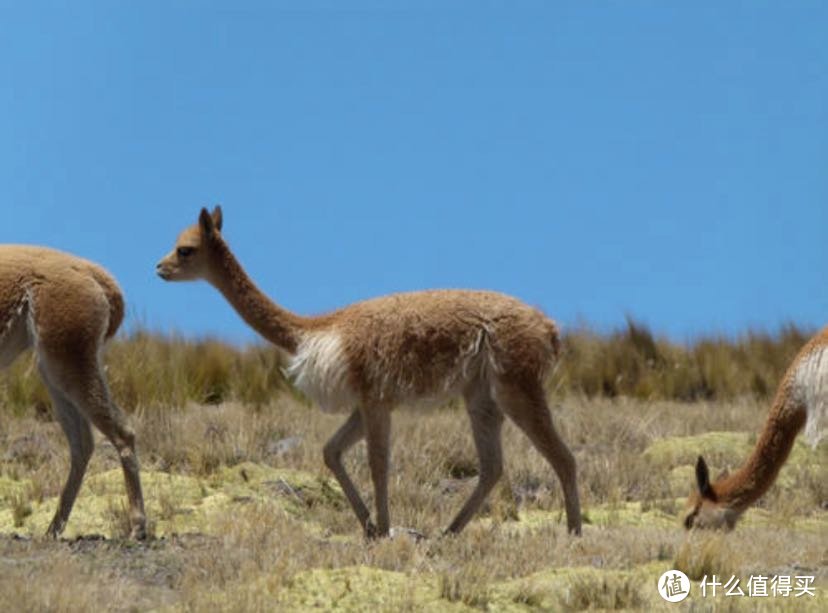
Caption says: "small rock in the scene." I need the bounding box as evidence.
[266,478,306,505]
[389,527,427,542]
[437,477,475,496]
[266,436,302,458]
[3,433,54,466]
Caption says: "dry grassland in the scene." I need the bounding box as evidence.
[0,325,823,610]
[1,388,825,611]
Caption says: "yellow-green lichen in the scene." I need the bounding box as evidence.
[643,431,822,469]
[0,463,345,539]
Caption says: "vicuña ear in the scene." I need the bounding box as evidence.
[199,207,215,236]
[212,205,223,231]
[695,456,716,500]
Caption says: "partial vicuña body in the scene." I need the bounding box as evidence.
[157,207,581,537]
[0,245,146,538]
[685,326,827,530]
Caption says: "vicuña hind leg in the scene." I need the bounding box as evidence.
[40,351,147,539]
[495,381,582,535]
[446,384,504,534]
[40,374,94,538]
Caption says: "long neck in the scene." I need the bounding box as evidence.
[714,389,806,511]
[207,238,305,354]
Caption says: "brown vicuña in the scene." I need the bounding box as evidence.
[685,326,827,530]
[0,246,146,539]
[157,206,581,538]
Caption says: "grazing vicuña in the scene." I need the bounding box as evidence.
[685,326,827,530]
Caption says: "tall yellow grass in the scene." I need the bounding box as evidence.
[556,320,810,401]
[0,321,812,417]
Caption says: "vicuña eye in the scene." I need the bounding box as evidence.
[177,247,195,257]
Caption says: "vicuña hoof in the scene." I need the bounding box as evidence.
[130,523,148,541]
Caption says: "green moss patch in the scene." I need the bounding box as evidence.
[646,431,825,498]
[492,562,662,610]
[644,431,821,469]
[277,566,464,611]
[0,475,33,504]
[0,463,344,539]
[644,431,753,468]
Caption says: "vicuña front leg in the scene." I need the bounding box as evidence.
[323,409,376,537]
[446,386,504,534]
[363,407,392,537]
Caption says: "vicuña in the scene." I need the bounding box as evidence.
[685,326,826,530]
[157,206,581,538]
[0,245,146,539]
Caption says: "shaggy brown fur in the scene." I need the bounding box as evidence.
[157,207,581,538]
[0,245,146,539]
[685,326,827,530]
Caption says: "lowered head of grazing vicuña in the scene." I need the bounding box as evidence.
[683,325,827,532]
[683,457,740,531]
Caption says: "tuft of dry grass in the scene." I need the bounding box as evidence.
[10,490,33,527]
[559,570,645,610]
[556,320,810,401]
[674,533,739,581]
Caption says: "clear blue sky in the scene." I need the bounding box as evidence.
[2,2,826,343]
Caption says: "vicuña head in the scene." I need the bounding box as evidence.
[684,326,826,531]
[157,206,582,539]
[156,206,223,282]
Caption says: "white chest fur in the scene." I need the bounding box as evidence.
[794,346,827,447]
[285,331,355,412]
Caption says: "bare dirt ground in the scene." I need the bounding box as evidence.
[1,395,825,611]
